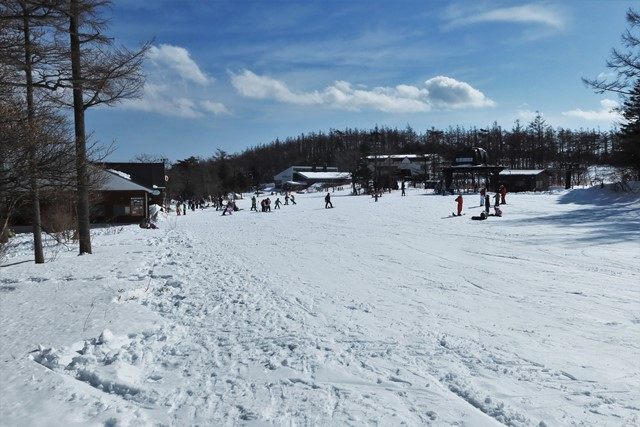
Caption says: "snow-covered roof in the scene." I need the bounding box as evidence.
[499,169,546,176]
[285,180,307,186]
[297,171,351,180]
[99,169,158,193]
[107,169,131,180]
[366,154,431,160]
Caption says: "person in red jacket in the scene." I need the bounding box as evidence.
[455,193,463,216]
[499,184,507,204]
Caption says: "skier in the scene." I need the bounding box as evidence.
[182,202,186,216]
[325,192,333,209]
[284,193,289,205]
[499,184,507,204]
[455,193,463,216]
[401,181,406,196]
[480,187,486,206]
[494,191,501,208]
[290,194,297,205]
[250,196,258,212]
[221,201,233,216]
[176,201,181,216]
[274,198,282,209]
[484,194,491,215]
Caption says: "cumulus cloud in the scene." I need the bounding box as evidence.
[121,44,228,118]
[147,44,211,85]
[230,70,494,113]
[562,99,622,122]
[446,4,565,29]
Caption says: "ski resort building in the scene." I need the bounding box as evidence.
[273,166,351,189]
[495,169,550,192]
[92,169,161,223]
[442,148,504,194]
[365,154,442,181]
[101,162,166,205]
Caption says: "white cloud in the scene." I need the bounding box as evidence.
[562,99,622,122]
[201,100,231,115]
[147,44,211,85]
[231,70,494,113]
[121,45,228,118]
[446,4,565,29]
[516,104,539,121]
[123,83,203,118]
[424,76,495,108]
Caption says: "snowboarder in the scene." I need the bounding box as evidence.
[455,193,463,216]
[484,194,491,215]
[290,194,297,205]
[480,187,486,206]
[325,192,333,209]
[401,181,406,196]
[250,196,258,212]
[274,198,282,209]
[499,184,507,204]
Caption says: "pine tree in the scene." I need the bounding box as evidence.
[616,79,640,179]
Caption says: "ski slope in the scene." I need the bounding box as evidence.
[1,187,639,426]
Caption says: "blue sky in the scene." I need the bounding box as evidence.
[89,0,635,161]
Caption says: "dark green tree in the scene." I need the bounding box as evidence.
[616,79,640,178]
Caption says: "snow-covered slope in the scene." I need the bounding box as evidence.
[1,187,639,426]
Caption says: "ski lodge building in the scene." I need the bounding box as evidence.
[365,154,442,182]
[495,169,550,192]
[273,166,351,189]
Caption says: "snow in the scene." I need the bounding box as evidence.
[1,186,639,426]
[296,171,351,180]
[107,169,132,181]
[499,169,545,176]
[100,169,156,193]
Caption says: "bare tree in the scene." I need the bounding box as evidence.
[0,0,68,263]
[47,0,148,255]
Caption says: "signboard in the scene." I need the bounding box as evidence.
[130,197,144,216]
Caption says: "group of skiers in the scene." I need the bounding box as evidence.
[249,192,303,213]
[455,184,507,218]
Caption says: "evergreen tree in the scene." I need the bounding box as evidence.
[617,79,640,179]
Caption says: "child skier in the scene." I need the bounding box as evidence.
[499,184,507,204]
[455,193,463,216]
[274,198,282,209]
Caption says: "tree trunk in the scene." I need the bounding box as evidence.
[22,5,45,264]
[69,0,91,255]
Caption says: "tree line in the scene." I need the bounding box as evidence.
[1,0,147,263]
[165,118,621,199]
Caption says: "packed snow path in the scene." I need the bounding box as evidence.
[1,188,639,425]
